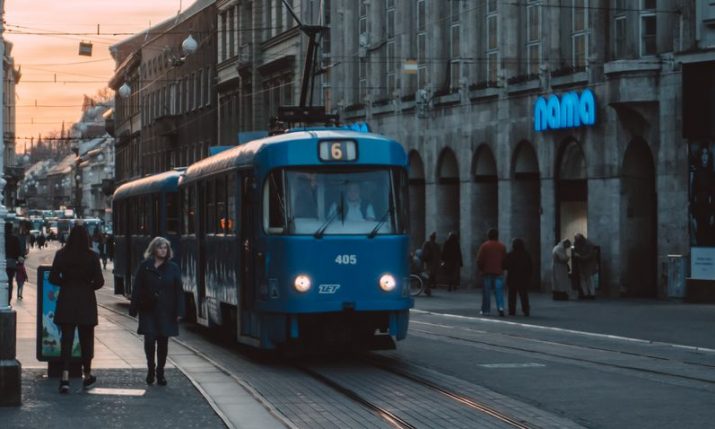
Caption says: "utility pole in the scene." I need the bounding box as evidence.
[0,0,22,406]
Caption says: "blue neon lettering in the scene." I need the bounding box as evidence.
[534,89,596,132]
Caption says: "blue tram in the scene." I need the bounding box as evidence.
[112,170,182,296]
[115,129,412,350]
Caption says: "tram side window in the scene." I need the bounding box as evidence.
[206,179,216,234]
[227,174,237,235]
[216,175,227,234]
[153,194,160,235]
[181,186,194,235]
[167,192,179,234]
[264,170,287,233]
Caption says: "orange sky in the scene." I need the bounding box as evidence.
[5,0,184,153]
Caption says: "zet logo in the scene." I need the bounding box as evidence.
[534,89,596,132]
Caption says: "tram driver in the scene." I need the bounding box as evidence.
[329,182,376,221]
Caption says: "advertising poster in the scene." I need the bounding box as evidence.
[36,266,80,361]
[689,139,715,280]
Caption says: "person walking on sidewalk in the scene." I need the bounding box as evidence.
[476,228,507,316]
[15,256,27,300]
[573,233,598,299]
[421,232,441,296]
[504,238,532,316]
[129,237,184,386]
[49,225,105,393]
[5,222,23,305]
[552,239,572,300]
[441,232,463,291]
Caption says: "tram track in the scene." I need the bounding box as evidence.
[408,324,715,389]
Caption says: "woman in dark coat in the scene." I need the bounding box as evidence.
[504,238,532,316]
[441,232,463,291]
[49,225,104,393]
[129,237,184,386]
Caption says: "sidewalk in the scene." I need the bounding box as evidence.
[0,277,226,428]
[413,287,715,350]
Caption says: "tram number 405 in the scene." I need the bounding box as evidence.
[335,254,357,265]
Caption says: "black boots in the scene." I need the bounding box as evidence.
[146,367,155,385]
[156,368,167,386]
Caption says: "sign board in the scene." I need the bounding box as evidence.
[79,41,93,57]
[534,89,596,132]
[36,265,80,361]
[690,247,715,280]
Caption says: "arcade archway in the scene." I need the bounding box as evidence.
[472,144,498,244]
[556,139,588,242]
[408,151,426,249]
[437,148,460,241]
[621,138,657,297]
[511,141,541,289]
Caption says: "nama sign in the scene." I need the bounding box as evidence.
[534,89,596,132]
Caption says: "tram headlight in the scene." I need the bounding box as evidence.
[294,274,312,293]
[379,274,397,292]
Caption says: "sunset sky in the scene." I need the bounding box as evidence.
[5,0,184,153]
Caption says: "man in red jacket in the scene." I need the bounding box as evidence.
[476,228,507,316]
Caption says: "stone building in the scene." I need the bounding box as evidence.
[110,0,217,185]
[3,40,21,211]
[216,0,329,142]
[328,0,708,298]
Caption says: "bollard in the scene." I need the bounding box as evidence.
[0,309,22,406]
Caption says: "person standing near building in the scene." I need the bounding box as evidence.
[129,237,184,386]
[573,233,598,299]
[421,232,441,297]
[49,225,105,393]
[476,228,507,316]
[552,239,572,300]
[504,238,532,316]
[441,232,463,291]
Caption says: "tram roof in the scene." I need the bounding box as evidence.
[113,170,183,200]
[181,129,404,184]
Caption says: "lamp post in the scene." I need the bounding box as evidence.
[0,0,22,407]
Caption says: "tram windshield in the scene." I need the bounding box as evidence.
[264,168,408,236]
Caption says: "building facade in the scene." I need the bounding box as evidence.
[110,0,218,184]
[3,40,21,211]
[216,0,329,143]
[328,0,702,298]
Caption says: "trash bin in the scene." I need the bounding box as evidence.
[667,255,686,298]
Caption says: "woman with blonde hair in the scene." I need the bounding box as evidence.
[129,237,184,386]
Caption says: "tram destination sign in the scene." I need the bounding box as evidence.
[319,140,358,162]
[534,89,596,132]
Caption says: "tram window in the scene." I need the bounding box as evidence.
[216,175,227,234]
[227,174,237,234]
[264,170,287,233]
[153,195,160,235]
[206,179,216,234]
[188,184,196,234]
[167,193,179,234]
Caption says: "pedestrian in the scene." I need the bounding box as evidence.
[15,256,27,300]
[476,228,507,317]
[504,238,532,316]
[29,233,35,249]
[90,228,102,255]
[420,232,441,296]
[37,232,46,249]
[441,232,463,291]
[573,233,598,299]
[49,225,105,393]
[106,234,115,262]
[99,233,108,270]
[551,239,572,301]
[5,222,22,305]
[129,237,184,386]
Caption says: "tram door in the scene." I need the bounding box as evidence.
[239,173,256,330]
